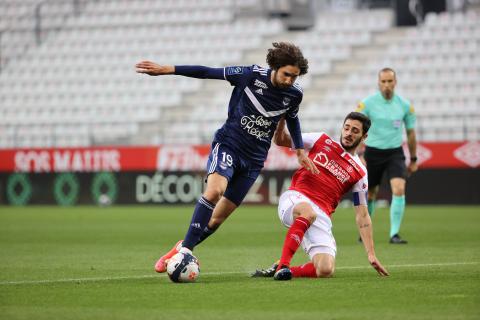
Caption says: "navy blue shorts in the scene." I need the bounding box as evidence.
[205,142,263,206]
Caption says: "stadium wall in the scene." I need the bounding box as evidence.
[0,142,479,205]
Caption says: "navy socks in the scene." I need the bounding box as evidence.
[182,197,215,250]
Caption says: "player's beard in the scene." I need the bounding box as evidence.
[382,89,393,100]
[272,72,290,89]
[340,134,362,152]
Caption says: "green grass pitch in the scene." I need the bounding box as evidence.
[1,205,479,320]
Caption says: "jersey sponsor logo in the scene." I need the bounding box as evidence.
[324,159,351,184]
[226,66,243,75]
[255,88,263,95]
[240,114,272,141]
[254,79,268,89]
[313,152,351,184]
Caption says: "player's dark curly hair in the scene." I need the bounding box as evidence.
[344,112,371,134]
[266,42,308,75]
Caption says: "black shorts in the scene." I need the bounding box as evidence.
[364,146,407,189]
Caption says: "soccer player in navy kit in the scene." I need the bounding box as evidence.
[136,42,318,273]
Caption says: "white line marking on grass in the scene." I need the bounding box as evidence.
[337,261,480,270]
[1,261,478,286]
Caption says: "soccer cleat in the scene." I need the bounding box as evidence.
[154,240,183,273]
[389,234,408,244]
[274,266,292,281]
[251,261,279,278]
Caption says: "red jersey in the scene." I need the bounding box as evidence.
[289,132,368,217]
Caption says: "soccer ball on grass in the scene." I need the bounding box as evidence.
[166,252,200,283]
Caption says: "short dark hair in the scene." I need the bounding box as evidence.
[266,42,308,75]
[344,112,371,134]
[378,67,396,79]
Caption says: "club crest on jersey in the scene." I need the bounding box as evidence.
[313,152,351,184]
[254,79,268,89]
[282,97,291,106]
[227,66,243,75]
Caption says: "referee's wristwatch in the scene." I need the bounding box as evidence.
[410,156,418,162]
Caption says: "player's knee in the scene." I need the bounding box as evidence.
[313,256,335,278]
[390,178,406,196]
[203,188,224,204]
[315,265,334,278]
[300,211,316,225]
[392,185,405,196]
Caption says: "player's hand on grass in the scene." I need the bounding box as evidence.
[296,149,319,174]
[368,255,389,276]
[135,61,174,76]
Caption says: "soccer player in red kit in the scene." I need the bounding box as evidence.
[252,112,389,280]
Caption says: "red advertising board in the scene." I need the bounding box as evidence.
[0,142,479,172]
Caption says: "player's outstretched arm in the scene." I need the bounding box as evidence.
[137,62,225,80]
[135,61,174,76]
[354,204,389,276]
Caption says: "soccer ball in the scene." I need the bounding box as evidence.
[166,252,200,283]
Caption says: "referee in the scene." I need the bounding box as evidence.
[356,68,418,244]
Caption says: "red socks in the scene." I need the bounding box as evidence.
[291,262,317,278]
[278,216,311,269]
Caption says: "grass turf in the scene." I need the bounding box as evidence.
[0,205,479,320]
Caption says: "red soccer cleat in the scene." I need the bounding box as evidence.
[154,240,183,273]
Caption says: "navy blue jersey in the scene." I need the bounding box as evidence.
[215,65,303,164]
[174,64,304,165]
